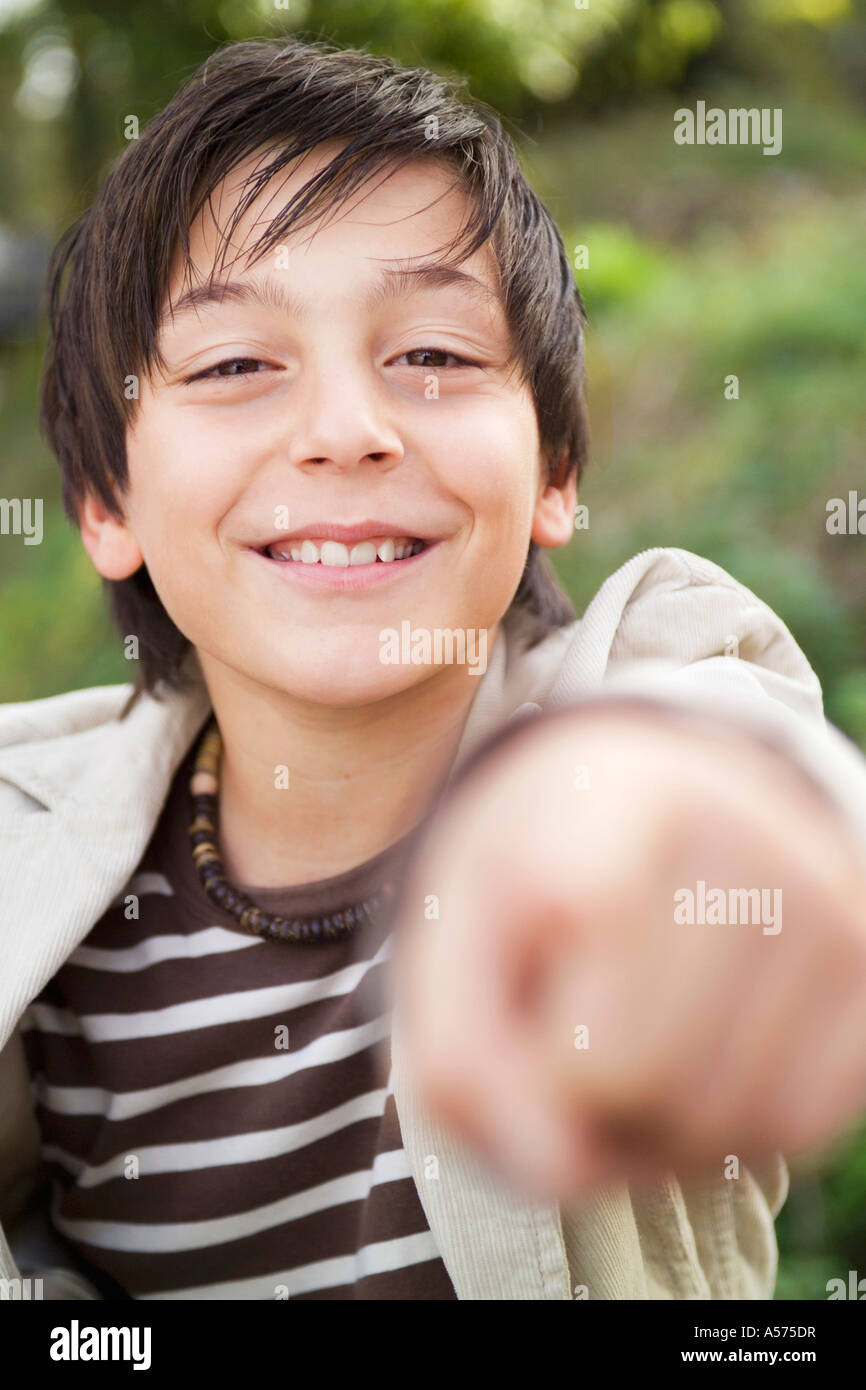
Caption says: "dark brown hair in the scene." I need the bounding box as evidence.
[39,35,589,703]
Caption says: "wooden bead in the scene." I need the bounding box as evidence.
[192,843,220,865]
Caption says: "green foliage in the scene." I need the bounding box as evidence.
[542,94,866,760]
[775,1117,866,1299]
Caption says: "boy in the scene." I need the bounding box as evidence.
[1,35,865,1301]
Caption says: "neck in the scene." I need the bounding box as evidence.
[196,638,498,889]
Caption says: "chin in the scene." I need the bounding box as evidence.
[256,651,434,708]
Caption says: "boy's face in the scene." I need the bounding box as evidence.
[82,142,575,706]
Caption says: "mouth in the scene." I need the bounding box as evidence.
[257,535,430,567]
[248,530,440,591]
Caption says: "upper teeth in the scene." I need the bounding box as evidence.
[267,537,424,566]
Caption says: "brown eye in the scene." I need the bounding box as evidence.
[396,348,477,369]
[188,358,270,382]
[213,358,266,377]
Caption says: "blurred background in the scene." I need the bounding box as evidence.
[0,0,864,1298]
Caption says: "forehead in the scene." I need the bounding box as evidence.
[166,140,500,306]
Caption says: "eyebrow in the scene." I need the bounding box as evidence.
[158,262,502,332]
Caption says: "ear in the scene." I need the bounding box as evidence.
[78,492,144,580]
[530,458,577,549]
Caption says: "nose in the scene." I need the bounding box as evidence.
[285,356,405,475]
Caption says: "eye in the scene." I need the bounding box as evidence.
[393,347,479,369]
[185,358,273,383]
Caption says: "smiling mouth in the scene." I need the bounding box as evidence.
[259,536,429,567]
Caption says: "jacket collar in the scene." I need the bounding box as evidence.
[0,613,574,825]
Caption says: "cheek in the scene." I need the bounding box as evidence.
[120,429,241,643]
[126,411,239,550]
[432,410,540,624]
[431,402,539,529]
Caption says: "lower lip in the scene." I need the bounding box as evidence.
[248,541,440,590]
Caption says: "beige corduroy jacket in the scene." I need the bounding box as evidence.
[3,547,866,1301]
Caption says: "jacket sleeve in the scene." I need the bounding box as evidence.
[549,548,866,1299]
[558,1154,787,1299]
[677,1154,789,1299]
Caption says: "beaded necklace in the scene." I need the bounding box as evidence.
[187,717,395,944]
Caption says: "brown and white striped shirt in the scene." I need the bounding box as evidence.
[20,738,456,1300]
